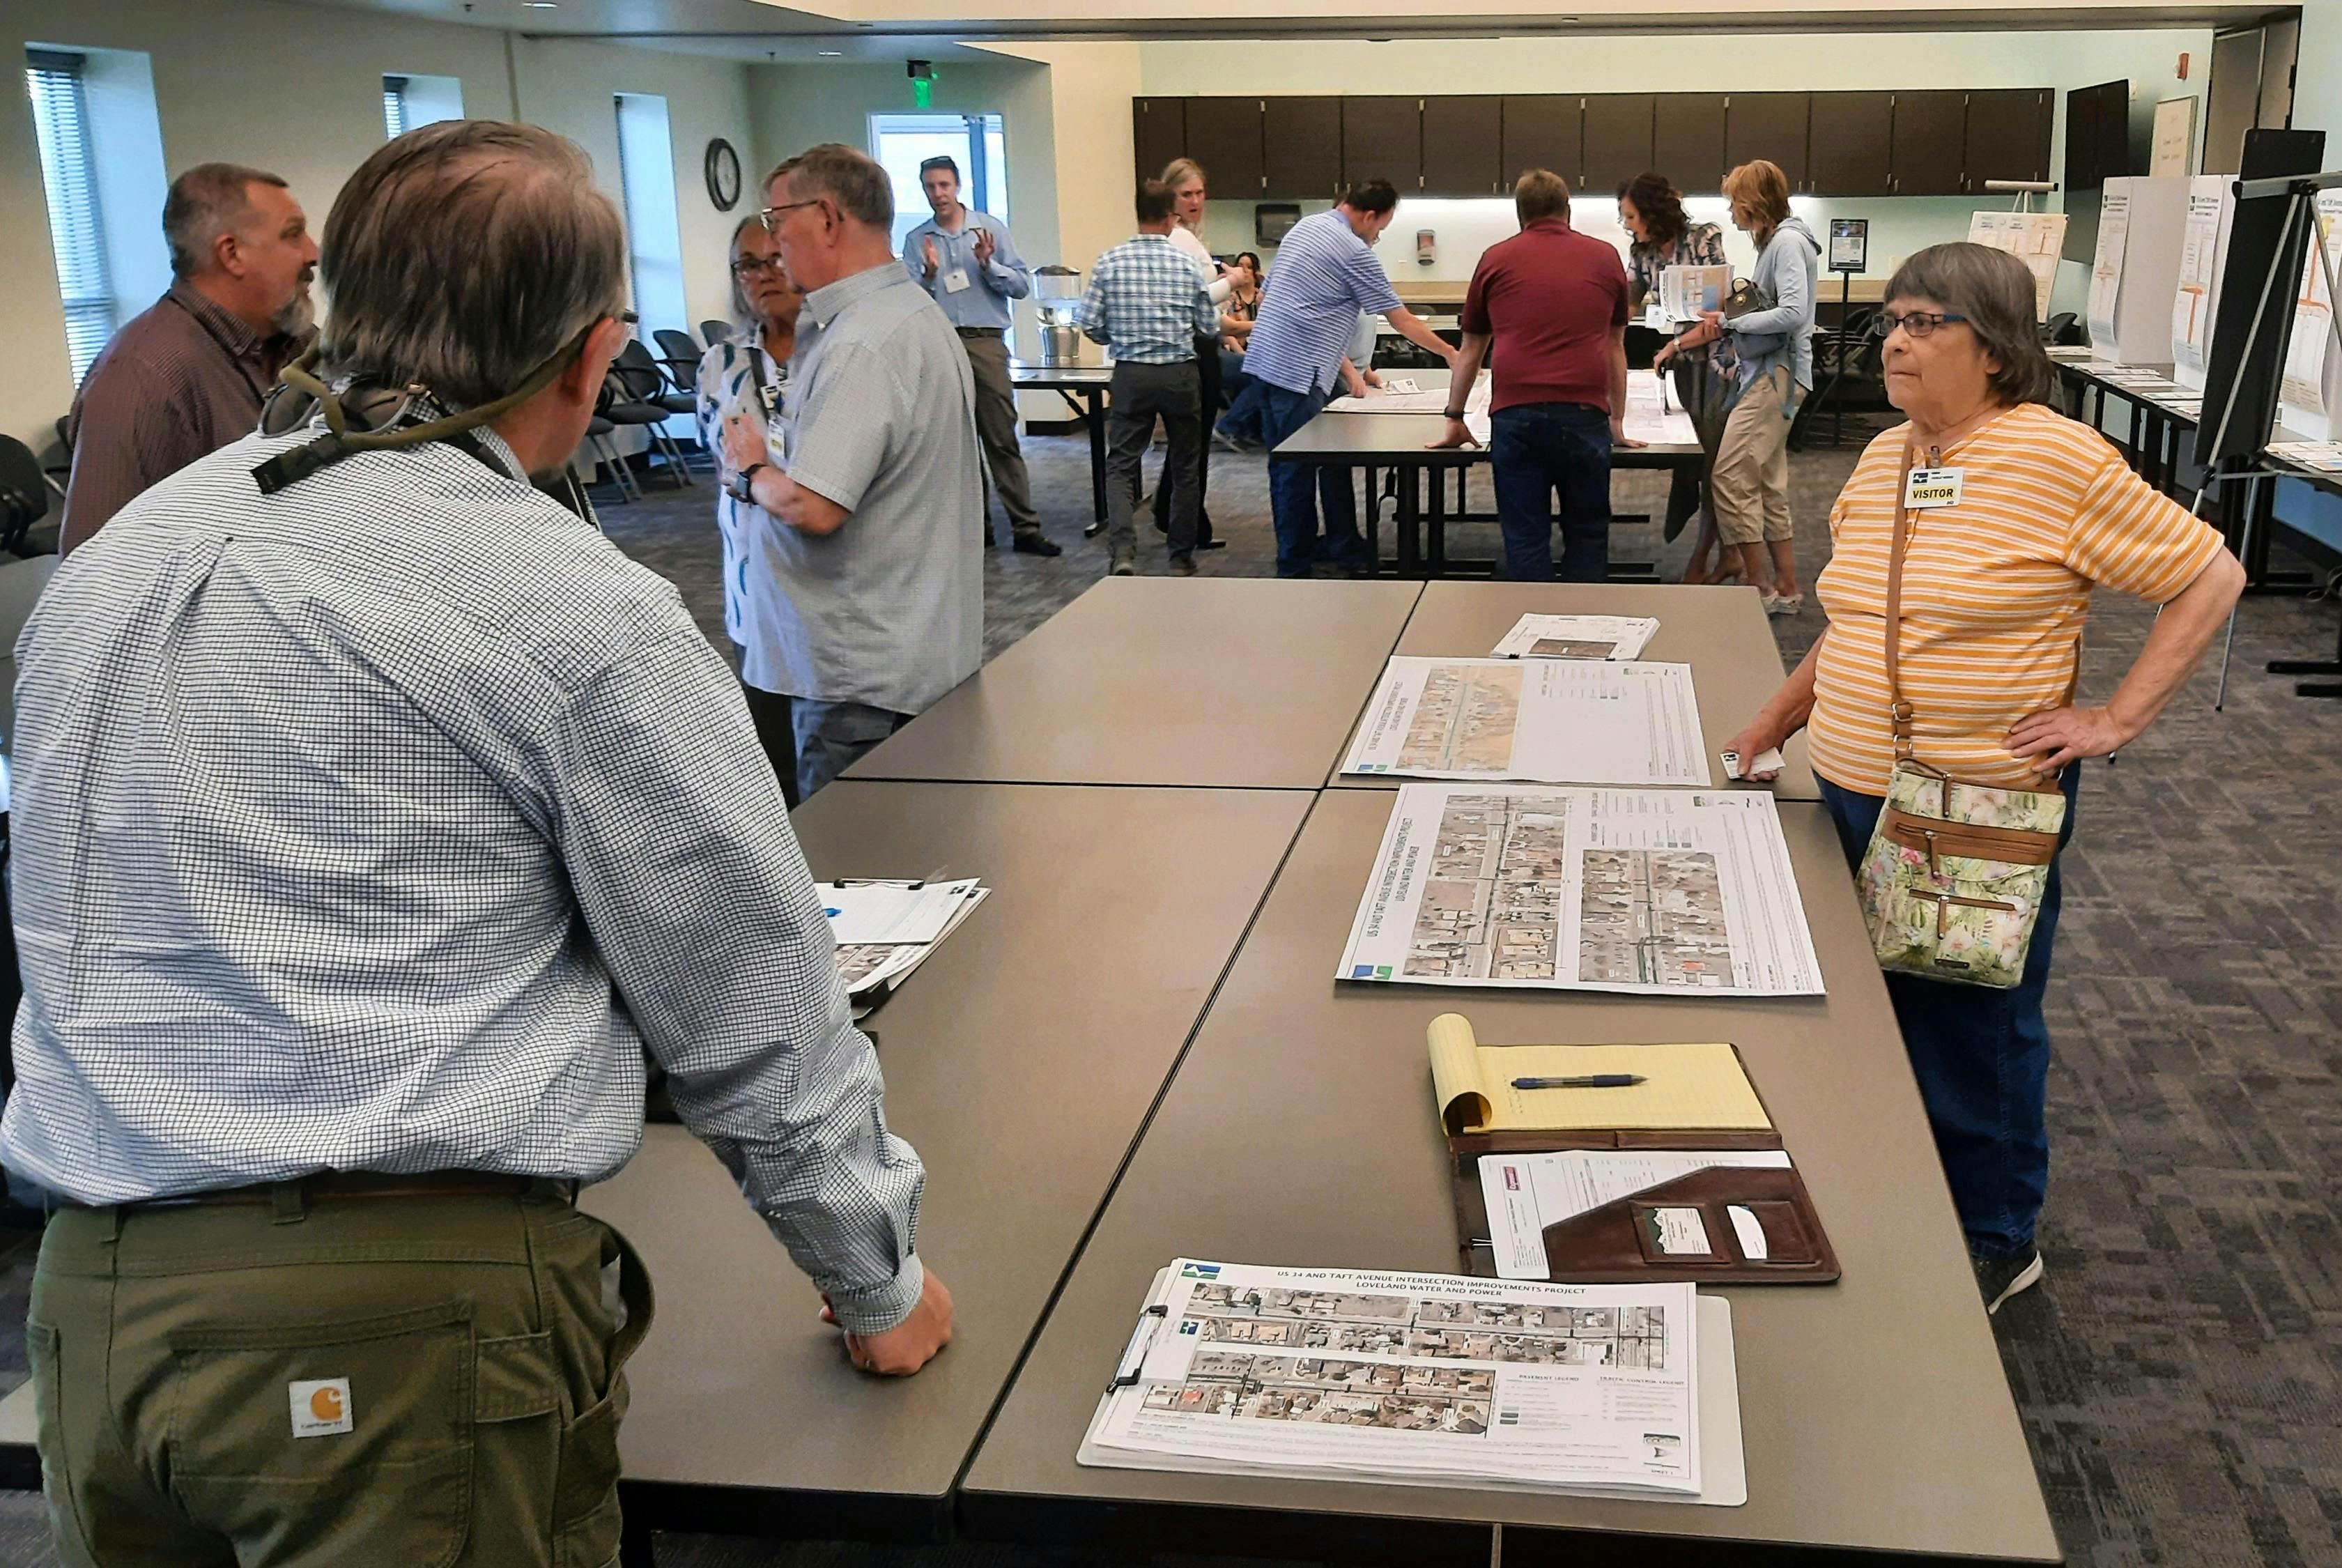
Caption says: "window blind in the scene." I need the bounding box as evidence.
[24,49,118,383]
[383,75,409,139]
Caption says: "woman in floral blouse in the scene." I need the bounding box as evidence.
[1621,171,1736,585]
[695,213,805,799]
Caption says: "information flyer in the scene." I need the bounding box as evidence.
[1336,785,1826,997]
[2086,189,2132,350]
[2171,174,2235,384]
[1341,659,1708,787]
[1084,1259,1704,1496]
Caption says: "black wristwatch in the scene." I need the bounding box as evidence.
[1442,408,1468,422]
[730,462,767,504]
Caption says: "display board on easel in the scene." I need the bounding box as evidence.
[2085,177,2191,363]
[2196,136,2328,466]
[1967,210,2067,323]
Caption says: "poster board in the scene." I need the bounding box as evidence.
[2152,97,2198,178]
[1967,210,2067,323]
[2086,177,2192,364]
[2277,187,2342,441]
[2171,174,2236,390]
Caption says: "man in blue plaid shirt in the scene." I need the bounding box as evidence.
[1079,180,1219,576]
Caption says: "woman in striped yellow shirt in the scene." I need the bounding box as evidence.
[1725,243,2244,1314]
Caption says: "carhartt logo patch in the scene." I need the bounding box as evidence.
[288,1378,353,1438]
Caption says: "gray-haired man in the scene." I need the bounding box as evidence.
[61,162,318,552]
[11,120,950,1567]
[723,143,985,797]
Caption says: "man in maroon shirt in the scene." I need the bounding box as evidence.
[1432,169,1635,581]
[61,163,316,554]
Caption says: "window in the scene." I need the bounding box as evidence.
[870,112,1008,252]
[382,72,461,140]
[25,49,116,382]
[612,93,688,429]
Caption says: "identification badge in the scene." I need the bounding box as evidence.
[289,1377,354,1438]
[943,268,972,295]
[1904,466,1964,509]
[755,378,780,419]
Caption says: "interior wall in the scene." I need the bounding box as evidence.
[1,0,755,454]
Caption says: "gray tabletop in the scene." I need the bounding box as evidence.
[960,790,2058,1565]
[1009,360,1114,390]
[1329,582,1822,799]
[580,779,1311,1532]
[1270,367,1703,467]
[846,577,1424,790]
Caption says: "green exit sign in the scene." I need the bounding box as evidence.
[912,77,932,108]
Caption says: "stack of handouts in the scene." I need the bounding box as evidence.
[815,877,989,1014]
[1080,1259,1745,1505]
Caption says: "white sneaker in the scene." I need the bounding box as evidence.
[1762,592,1804,617]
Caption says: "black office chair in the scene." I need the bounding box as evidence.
[45,417,72,499]
[2041,312,2079,347]
[601,348,694,490]
[653,329,706,395]
[699,319,734,351]
[0,436,54,555]
[582,411,638,505]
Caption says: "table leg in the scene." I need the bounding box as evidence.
[1428,464,1448,577]
[1084,390,1108,524]
[1397,465,1422,578]
[1365,463,1384,574]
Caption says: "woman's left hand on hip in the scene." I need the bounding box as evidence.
[2008,705,2132,772]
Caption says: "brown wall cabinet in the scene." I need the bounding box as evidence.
[1652,93,1728,195]
[1341,96,1422,192]
[1422,95,1504,196]
[1134,86,2052,208]
[1500,95,1580,191]
[1581,94,1657,201]
[1725,92,1811,192]
[1261,97,1343,199]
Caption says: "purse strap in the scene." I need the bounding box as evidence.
[1885,445,1919,766]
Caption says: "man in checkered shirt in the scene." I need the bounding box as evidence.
[1078,179,1221,576]
[4,121,950,1567]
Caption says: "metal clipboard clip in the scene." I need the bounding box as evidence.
[1110,1304,1170,1390]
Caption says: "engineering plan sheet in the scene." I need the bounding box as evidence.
[1341,658,1708,786]
[1337,785,1826,996]
[1081,1260,1709,1498]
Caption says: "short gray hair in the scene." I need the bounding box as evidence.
[318,121,627,410]
[164,162,287,279]
[1885,243,2056,406]
[769,144,892,230]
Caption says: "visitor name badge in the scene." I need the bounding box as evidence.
[943,268,973,294]
[1904,466,1964,509]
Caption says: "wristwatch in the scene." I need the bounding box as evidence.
[1442,408,1468,422]
[729,462,767,504]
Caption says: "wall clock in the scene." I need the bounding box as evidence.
[705,137,743,211]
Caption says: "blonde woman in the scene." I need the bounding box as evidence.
[1156,156,1242,549]
[1672,159,1817,613]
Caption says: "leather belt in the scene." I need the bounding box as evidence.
[954,325,1005,338]
[119,1169,549,1211]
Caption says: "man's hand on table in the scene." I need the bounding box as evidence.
[1426,417,1479,452]
[824,1269,955,1376]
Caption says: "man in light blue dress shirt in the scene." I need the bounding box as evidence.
[902,155,1060,555]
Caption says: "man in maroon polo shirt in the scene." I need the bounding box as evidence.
[61,163,317,554]
[1431,168,1634,581]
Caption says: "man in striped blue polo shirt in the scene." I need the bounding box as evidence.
[1245,179,1458,577]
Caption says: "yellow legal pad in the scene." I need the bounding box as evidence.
[1428,1013,1771,1137]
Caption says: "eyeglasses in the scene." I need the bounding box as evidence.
[756,198,826,233]
[1876,309,1971,340]
[611,309,638,344]
[731,256,787,278]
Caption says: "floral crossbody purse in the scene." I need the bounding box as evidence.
[1855,446,2069,990]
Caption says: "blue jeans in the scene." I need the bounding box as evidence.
[1489,402,1612,582]
[1818,764,2081,1259]
[1259,382,1363,578]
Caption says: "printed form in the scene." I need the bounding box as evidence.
[1337,785,1826,997]
[1342,658,1708,786]
[1081,1259,1736,1501]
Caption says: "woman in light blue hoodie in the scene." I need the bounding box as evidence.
[1675,159,1818,615]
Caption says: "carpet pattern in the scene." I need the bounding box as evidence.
[3,423,2341,1567]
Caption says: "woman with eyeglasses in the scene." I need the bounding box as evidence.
[1626,171,1735,587]
[1670,160,1817,613]
[695,212,808,802]
[1723,242,2243,1314]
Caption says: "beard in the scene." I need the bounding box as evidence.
[272,284,317,340]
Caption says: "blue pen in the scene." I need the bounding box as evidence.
[1511,1074,1645,1089]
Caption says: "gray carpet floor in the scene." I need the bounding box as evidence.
[4,422,2342,1565]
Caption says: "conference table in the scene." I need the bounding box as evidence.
[1269,368,1705,580]
[1324,581,1823,800]
[1009,360,1114,526]
[845,576,1423,789]
[587,778,1312,1541]
[957,789,2060,1566]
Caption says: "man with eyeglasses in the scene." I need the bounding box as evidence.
[725,144,985,795]
[899,154,1058,555]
